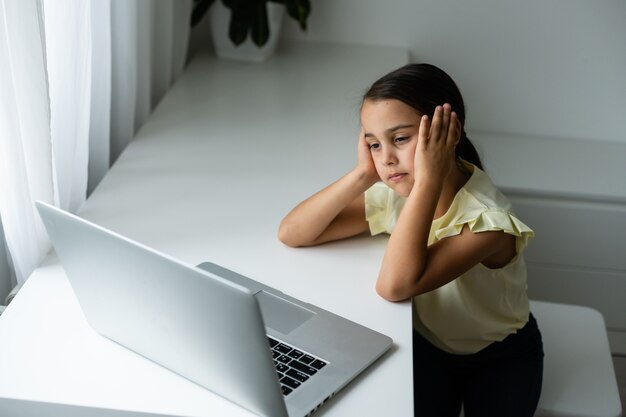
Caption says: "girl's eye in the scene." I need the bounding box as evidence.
[369,143,380,150]
[395,136,408,143]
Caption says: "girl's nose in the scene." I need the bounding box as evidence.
[382,148,397,165]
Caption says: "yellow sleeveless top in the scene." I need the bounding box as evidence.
[364,162,534,354]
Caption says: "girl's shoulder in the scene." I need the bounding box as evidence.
[458,162,513,214]
[434,162,534,246]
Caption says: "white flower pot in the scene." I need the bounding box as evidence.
[209,2,285,63]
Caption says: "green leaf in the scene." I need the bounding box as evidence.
[222,0,246,8]
[284,0,310,30]
[251,1,270,47]
[229,9,251,46]
[191,0,215,27]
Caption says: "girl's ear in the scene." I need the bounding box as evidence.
[453,118,462,146]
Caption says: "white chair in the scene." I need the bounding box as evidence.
[532,300,622,417]
[459,301,622,417]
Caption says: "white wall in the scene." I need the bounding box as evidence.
[281,0,626,144]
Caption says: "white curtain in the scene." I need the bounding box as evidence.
[92,0,191,192]
[0,0,57,287]
[44,0,92,214]
[0,0,192,288]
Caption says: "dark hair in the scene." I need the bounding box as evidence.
[363,63,483,170]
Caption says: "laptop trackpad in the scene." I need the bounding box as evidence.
[255,291,314,334]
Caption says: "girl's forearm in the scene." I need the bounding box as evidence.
[376,175,443,301]
[278,168,375,247]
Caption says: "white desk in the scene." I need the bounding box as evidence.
[0,42,411,416]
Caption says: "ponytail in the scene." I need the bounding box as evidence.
[457,130,483,170]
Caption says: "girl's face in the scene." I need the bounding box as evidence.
[361,99,421,197]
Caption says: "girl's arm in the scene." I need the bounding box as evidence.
[375,105,515,301]
[278,131,379,247]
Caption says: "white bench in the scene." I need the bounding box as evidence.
[532,300,622,417]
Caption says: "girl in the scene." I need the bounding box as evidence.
[278,63,543,417]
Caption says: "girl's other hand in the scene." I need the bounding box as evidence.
[356,128,380,184]
[414,104,459,184]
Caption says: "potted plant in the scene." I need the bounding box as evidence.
[192,0,311,62]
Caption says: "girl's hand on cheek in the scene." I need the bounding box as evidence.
[414,104,459,185]
[356,128,380,184]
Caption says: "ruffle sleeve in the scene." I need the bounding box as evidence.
[364,182,406,236]
[434,208,535,253]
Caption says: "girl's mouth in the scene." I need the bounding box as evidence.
[388,173,408,182]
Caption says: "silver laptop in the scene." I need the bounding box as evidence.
[36,201,392,417]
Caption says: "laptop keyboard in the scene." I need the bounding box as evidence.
[267,336,328,396]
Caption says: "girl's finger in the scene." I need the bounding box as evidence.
[441,104,451,142]
[446,112,459,147]
[428,106,447,142]
[418,115,430,150]
[429,106,443,143]
[358,127,365,142]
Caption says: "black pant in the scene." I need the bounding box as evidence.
[413,314,543,417]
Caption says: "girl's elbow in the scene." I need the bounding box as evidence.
[277,223,310,248]
[375,278,412,302]
[375,286,399,302]
[278,227,300,248]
